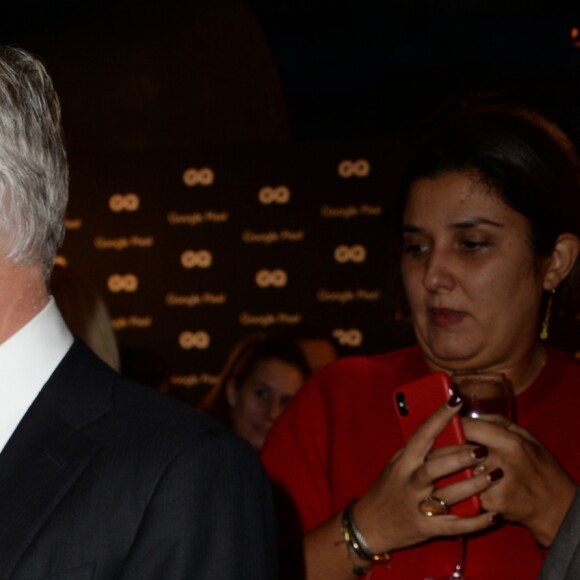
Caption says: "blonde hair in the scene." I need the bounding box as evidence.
[51,264,120,371]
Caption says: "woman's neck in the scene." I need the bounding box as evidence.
[425,342,548,396]
[495,343,548,395]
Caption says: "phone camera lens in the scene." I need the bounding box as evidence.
[395,392,408,416]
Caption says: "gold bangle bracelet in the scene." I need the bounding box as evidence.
[341,501,391,563]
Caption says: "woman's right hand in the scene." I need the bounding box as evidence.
[351,398,500,554]
[462,417,576,547]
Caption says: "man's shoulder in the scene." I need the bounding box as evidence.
[113,375,227,439]
[53,339,246,455]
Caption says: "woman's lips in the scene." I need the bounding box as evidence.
[428,307,466,326]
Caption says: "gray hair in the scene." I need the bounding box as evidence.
[0,46,68,279]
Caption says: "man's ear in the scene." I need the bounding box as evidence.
[543,234,580,290]
[225,379,237,407]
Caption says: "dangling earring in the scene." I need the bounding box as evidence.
[540,289,556,340]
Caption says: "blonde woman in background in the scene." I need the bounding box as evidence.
[199,333,311,450]
[51,263,120,371]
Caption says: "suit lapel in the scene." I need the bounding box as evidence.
[0,340,115,579]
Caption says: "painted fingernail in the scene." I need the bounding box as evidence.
[491,513,504,525]
[448,394,463,407]
[472,446,488,460]
[487,468,504,482]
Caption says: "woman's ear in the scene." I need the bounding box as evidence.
[543,234,580,290]
[225,379,237,407]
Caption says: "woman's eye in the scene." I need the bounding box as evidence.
[280,396,293,409]
[402,240,429,255]
[459,239,490,252]
[253,387,271,401]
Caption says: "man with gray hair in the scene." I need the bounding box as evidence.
[0,46,276,579]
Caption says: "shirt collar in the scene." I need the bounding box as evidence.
[0,297,73,453]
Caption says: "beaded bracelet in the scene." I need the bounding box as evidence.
[341,501,391,564]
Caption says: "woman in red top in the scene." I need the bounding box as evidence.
[262,105,580,579]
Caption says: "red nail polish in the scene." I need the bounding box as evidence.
[487,468,504,482]
[472,446,488,460]
[491,513,504,525]
[448,394,462,407]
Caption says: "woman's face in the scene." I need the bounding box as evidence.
[227,358,305,450]
[401,170,549,373]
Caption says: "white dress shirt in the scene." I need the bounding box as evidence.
[0,297,73,453]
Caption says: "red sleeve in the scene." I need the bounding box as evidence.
[261,370,333,533]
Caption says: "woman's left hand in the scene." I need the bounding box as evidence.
[463,419,576,546]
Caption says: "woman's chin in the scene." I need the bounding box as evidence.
[424,342,485,370]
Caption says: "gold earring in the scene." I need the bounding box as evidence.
[540,289,556,340]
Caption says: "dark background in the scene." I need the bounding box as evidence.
[0,0,579,402]
[1,0,580,144]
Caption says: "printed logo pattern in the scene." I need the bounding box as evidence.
[179,330,211,350]
[109,193,140,212]
[255,269,288,288]
[183,167,215,187]
[59,142,430,391]
[108,274,139,293]
[181,250,213,269]
[334,244,367,263]
[338,159,370,178]
[332,328,364,347]
[258,186,291,205]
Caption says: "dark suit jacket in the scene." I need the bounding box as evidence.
[538,486,580,580]
[0,339,277,580]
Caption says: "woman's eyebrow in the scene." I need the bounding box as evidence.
[450,217,504,229]
[402,218,504,233]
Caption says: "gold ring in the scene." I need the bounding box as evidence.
[418,496,449,517]
[473,464,487,476]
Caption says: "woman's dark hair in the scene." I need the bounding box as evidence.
[397,105,580,255]
[197,333,311,427]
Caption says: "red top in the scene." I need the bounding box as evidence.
[262,346,580,579]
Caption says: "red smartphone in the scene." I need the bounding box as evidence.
[392,371,481,517]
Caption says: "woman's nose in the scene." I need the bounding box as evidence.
[266,400,285,423]
[422,249,455,292]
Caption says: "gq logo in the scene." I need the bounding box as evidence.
[181,250,213,269]
[255,269,288,288]
[258,186,291,205]
[183,167,215,187]
[338,159,370,178]
[179,330,210,350]
[109,193,140,213]
[334,244,367,263]
[108,274,139,293]
[333,328,363,348]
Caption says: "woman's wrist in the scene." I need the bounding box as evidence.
[340,500,391,575]
[530,480,576,547]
